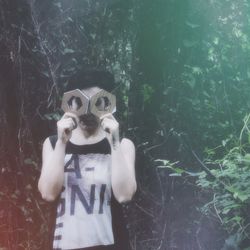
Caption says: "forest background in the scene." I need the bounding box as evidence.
[0,0,250,249]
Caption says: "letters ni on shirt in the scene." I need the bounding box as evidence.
[53,153,114,250]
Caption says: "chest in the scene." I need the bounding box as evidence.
[64,153,112,186]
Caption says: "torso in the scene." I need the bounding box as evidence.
[49,136,130,250]
[52,138,113,250]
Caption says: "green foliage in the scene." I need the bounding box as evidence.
[142,84,154,104]
[155,115,250,247]
[2,0,250,249]
[198,149,250,231]
[194,117,250,244]
[44,112,61,121]
[155,159,201,177]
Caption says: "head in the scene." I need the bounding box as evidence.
[64,69,116,135]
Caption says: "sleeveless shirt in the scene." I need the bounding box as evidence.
[49,136,130,250]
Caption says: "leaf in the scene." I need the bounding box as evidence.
[185,171,203,177]
[54,2,62,8]
[24,158,33,165]
[222,203,240,215]
[222,140,227,147]
[213,37,219,45]
[90,33,96,40]
[167,167,185,174]
[183,39,198,48]
[63,48,75,54]
[41,71,49,77]
[157,165,169,169]
[44,112,61,121]
[192,66,203,75]
[26,217,33,223]
[203,91,210,98]
[169,173,182,177]
[44,114,52,120]
[185,21,200,29]
[226,186,237,194]
[155,159,170,165]
[142,84,154,103]
[231,216,242,223]
[227,186,249,202]
[187,75,196,89]
[244,153,250,161]
[25,184,32,190]
[235,193,249,202]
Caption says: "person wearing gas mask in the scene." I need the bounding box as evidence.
[38,69,137,250]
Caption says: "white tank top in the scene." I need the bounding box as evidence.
[52,138,114,250]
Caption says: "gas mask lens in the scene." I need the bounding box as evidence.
[95,96,111,112]
[67,96,83,112]
[61,88,116,118]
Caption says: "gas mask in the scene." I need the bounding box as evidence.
[61,87,116,118]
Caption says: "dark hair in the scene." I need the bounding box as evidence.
[65,68,116,92]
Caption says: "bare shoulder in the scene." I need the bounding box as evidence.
[120,138,135,160]
[42,137,54,161]
[43,137,53,149]
[121,138,135,150]
[120,138,136,169]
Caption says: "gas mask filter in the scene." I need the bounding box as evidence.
[61,87,116,118]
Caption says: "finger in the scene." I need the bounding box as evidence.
[100,116,115,130]
[60,119,77,134]
[60,119,76,128]
[62,112,79,123]
[100,117,113,127]
[101,117,118,129]
[62,115,78,128]
[71,117,77,129]
[100,120,111,133]
[100,113,115,121]
[65,119,76,127]
[64,123,75,135]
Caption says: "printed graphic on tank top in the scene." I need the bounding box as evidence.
[52,139,114,250]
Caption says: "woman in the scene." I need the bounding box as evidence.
[38,70,137,250]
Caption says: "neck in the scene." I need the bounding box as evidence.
[70,125,106,145]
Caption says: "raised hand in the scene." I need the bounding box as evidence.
[57,112,78,144]
[100,113,120,149]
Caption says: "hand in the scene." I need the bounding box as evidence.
[100,113,120,149]
[57,112,78,144]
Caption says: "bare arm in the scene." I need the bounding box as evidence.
[111,138,137,203]
[38,138,66,201]
[101,114,137,203]
[38,113,77,202]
